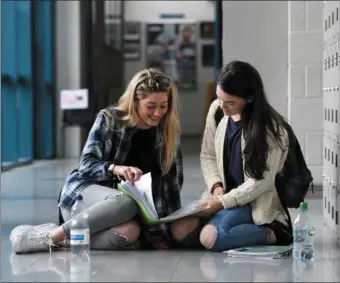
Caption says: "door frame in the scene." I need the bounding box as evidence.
[214,0,223,79]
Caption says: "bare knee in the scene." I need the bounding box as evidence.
[200,225,218,249]
[171,217,199,241]
[111,220,140,243]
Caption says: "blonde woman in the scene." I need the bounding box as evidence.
[10,69,191,253]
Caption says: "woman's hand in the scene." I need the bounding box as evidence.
[212,186,224,197]
[197,198,224,217]
[112,165,143,185]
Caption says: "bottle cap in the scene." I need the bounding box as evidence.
[300,202,308,211]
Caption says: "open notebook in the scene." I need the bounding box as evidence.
[223,245,293,259]
[117,173,208,224]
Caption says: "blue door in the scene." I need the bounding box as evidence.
[1,1,33,168]
[16,1,33,163]
[34,0,54,159]
[1,1,19,168]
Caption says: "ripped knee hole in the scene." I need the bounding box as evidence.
[110,220,140,242]
[200,225,218,249]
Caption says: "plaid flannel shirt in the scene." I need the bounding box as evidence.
[59,107,184,242]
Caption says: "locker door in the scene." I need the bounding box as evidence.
[33,0,54,159]
[330,141,337,238]
[16,1,33,163]
[335,141,339,245]
[337,141,340,246]
[323,135,329,224]
[1,1,19,168]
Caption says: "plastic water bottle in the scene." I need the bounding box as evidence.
[70,194,90,256]
[292,202,315,261]
[69,253,92,282]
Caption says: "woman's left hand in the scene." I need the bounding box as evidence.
[197,198,224,216]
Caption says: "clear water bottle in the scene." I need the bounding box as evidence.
[70,194,90,256]
[293,202,315,261]
[69,253,92,282]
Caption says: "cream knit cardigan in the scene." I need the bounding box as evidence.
[200,100,289,226]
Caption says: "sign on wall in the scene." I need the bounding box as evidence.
[146,22,197,91]
[60,89,89,110]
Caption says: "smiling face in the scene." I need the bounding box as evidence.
[137,92,169,128]
[216,85,247,117]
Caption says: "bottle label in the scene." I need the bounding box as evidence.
[70,229,90,245]
[294,228,305,243]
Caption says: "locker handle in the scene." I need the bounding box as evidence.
[17,75,31,88]
[1,74,15,87]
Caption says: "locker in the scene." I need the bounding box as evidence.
[32,0,54,159]
[323,1,340,246]
[334,141,340,244]
[1,1,33,168]
[323,135,330,225]
[330,138,338,239]
[337,141,340,246]
[325,135,332,227]
[16,1,33,163]
[1,1,18,167]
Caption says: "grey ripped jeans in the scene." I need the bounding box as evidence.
[60,184,139,250]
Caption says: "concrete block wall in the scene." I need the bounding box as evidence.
[288,1,323,185]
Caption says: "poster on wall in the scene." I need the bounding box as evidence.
[146,22,197,91]
[200,22,214,39]
[123,21,141,61]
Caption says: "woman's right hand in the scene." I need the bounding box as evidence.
[112,165,143,185]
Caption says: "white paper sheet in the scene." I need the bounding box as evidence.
[134,173,157,217]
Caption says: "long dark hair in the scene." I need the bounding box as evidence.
[217,61,288,180]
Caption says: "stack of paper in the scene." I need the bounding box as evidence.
[223,245,292,259]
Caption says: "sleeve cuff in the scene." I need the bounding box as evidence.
[219,192,237,209]
[104,162,114,178]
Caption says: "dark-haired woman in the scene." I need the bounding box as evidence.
[171,60,293,252]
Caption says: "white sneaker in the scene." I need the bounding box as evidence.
[10,223,59,254]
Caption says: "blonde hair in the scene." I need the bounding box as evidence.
[105,68,180,175]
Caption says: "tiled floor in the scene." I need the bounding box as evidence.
[1,138,340,282]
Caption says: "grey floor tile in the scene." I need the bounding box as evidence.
[91,251,182,282]
[1,239,43,282]
[172,252,334,282]
[325,259,340,282]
